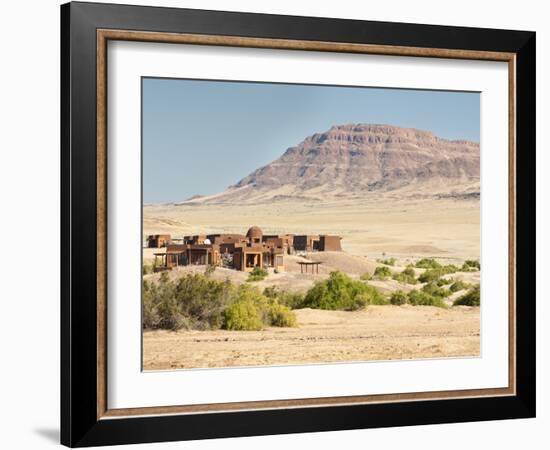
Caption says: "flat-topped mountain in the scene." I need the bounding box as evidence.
[180,124,480,204]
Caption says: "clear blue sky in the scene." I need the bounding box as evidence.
[143,78,479,203]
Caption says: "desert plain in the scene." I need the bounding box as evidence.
[142,194,480,370]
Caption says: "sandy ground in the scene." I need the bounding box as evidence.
[143,196,479,261]
[143,196,480,370]
[143,305,480,370]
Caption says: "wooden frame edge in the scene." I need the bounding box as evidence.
[100,387,515,419]
[95,28,517,420]
[98,28,515,61]
[508,55,517,395]
[97,29,108,419]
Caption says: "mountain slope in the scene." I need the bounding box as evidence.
[180,124,480,204]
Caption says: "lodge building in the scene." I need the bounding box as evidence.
[146,234,172,248]
[149,226,342,272]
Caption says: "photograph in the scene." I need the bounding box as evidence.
[53,1,536,446]
[141,78,482,371]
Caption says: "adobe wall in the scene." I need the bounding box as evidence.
[320,235,342,251]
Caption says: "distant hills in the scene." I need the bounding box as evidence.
[179,124,480,205]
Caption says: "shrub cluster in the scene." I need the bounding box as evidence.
[142,262,154,275]
[143,265,476,332]
[223,296,264,331]
[267,302,298,327]
[302,271,387,310]
[407,289,448,308]
[377,257,396,266]
[223,285,297,330]
[390,290,408,305]
[142,273,296,331]
[453,284,480,306]
[445,264,460,273]
[418,265,459,283]
[263,286,305,309]
[461,259,481,272]
[392,267,417,285]
[449,280,470,292]
[143,272,235,330]
[415,258,442,269]
[373,266,393,280]
[396,281,451,308]
[421,282,451,298]
[360,272,372,281]
[414,258,480,275]
[247,267,269,282]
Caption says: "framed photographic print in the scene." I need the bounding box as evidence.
[60,1,536,447]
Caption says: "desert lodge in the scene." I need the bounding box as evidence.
[147,226,342,272]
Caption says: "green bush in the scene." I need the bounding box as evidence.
[268,302,297,327]
[247,267,269,282]
[377,257,396,266]
[142,272,193,330]
[407,289,448,308]
[142,279,160,328]
[392,267,417,284]
[263,285,279,298]
[461,259,481,271]
[224,285,298,330]
[172,273,235,330]
[418,269,441,283]
[453,284,480,306]
[142,273,299,331]
[390,290,408,305]
[436,278,452,286]
[373,266,393,280]
[142,262,154,275]
[418,265,459,283]
[263,286,305,309]
[449,280,470,292]
[421,282,451,298]
[279,292,305,309]
[415,258,442,269]
[302,271,386,310]
[223,299,264,331]
[360,272,372,281]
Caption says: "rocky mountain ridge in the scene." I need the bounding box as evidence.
[179,124,480,205]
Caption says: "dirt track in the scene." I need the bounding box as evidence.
[143,305,480,370]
